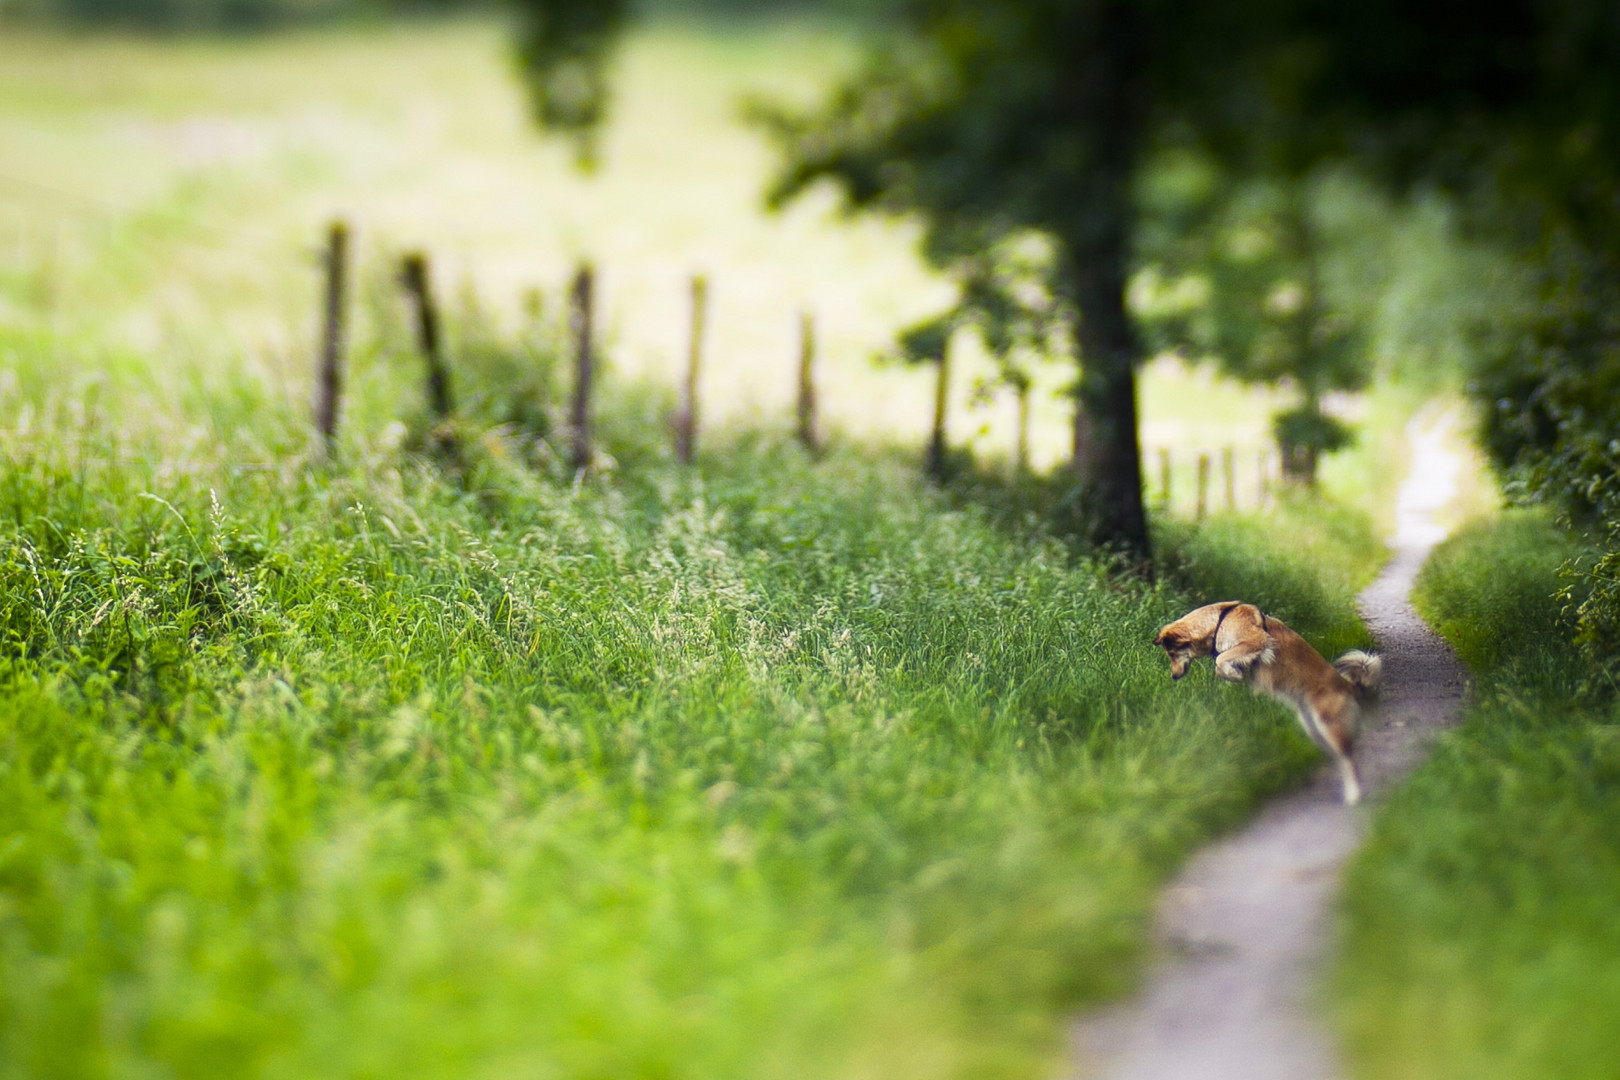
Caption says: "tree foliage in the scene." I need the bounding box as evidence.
[750,1,1192,557]
[1389,1,1620,671]
[505,0,1620,566]
[0,0,447,30]
[1134,163,1370,483]
[510,0,631,168]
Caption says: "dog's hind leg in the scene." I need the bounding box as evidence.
[1335,754,1363,806]
[1298,702,1362,806]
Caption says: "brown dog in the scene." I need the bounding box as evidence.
[1153,602,1381,805]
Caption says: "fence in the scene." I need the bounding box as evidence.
[301,219,829,474]
[1,191,1287,515]
[1152,445,1280,518]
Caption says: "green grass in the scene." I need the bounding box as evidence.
[1150,382,1395,661]
[1335,509,1620,1080]
[0,312,1390,1078]
[0,18,1402,1076]
[1158,496,1383,658]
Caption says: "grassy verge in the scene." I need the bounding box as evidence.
[1335,509,1620,1080]
[0,323,1387,1078]
[1151,379,1398,661]
[1157,496,1384,658]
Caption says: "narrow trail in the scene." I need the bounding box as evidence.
[1069,415,1472,1080]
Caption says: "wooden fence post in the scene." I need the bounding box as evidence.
[569,264,596,474]
[1223,446,1235,511]
[400,252,454,426]
[676,274,707,464]
[1196,453,1210,521]
[796,310,820,454]
[1259,449,1271,509]
[314,220,349,451]
[1158,447,1172,510]
[1014,377,1031,475]
[926,338,952,480]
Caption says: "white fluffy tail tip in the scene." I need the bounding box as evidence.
[1334,649,1383,696]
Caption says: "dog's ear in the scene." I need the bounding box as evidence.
[1153,626,1176,647]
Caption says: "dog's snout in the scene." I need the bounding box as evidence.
[1171,668,1186,681]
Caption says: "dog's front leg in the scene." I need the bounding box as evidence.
[1213,644,1265,683]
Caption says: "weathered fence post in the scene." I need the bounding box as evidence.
[675,274,707,464]
[569,264,596,474]
[1223,446,1235,511]
[1014,376,1031,475]
[1158,447,1172,510]
[926,337,952,480]
[314,220,349,451]
[399,252,454,428]
[1196,453,1210,521]
[796,310,820,454]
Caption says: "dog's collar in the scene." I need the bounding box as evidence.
[1211,604,1269,661]
[1210,604,1235,661]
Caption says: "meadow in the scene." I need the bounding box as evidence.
[0,15,1405,1079]
[0,16,1319,478]
[1335,510,1620,1080]
[0,332,1391,1078]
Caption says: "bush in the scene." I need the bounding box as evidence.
[1471,234,1620,679]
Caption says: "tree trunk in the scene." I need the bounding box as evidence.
[1057,0,1151,562]
[1280,392,1323,487]
[1069,261,1150,558]
[1281,440,1319,486]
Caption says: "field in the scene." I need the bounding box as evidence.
[0,15,1406,1080]
[1335,510,1620,1080]
[0,16,1334,478]
[0,355,1390,1077]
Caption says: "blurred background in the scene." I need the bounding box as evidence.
[0,0,1518,498]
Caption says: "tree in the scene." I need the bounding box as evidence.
[510,0,632,170]
[512,0,1187,557]
[954,240,1071,477]
[753,2,1158,556]
[887,235,1069,480]
[1135,165,1367,485]
[1277,0,1620,664]
[504,0,1620,562]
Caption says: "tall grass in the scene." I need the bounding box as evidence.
[0,20,1401,1072]
[1335,509,1620,1080]
[0,310,1389,1078]
[1157,495,1381,658]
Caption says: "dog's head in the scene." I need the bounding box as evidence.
[1152,602,1236,681]
[1152,624,1199,681]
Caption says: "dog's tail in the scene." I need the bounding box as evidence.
[1334,649,1383,702]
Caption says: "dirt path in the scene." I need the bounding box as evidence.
[1068,415,1472,1080]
